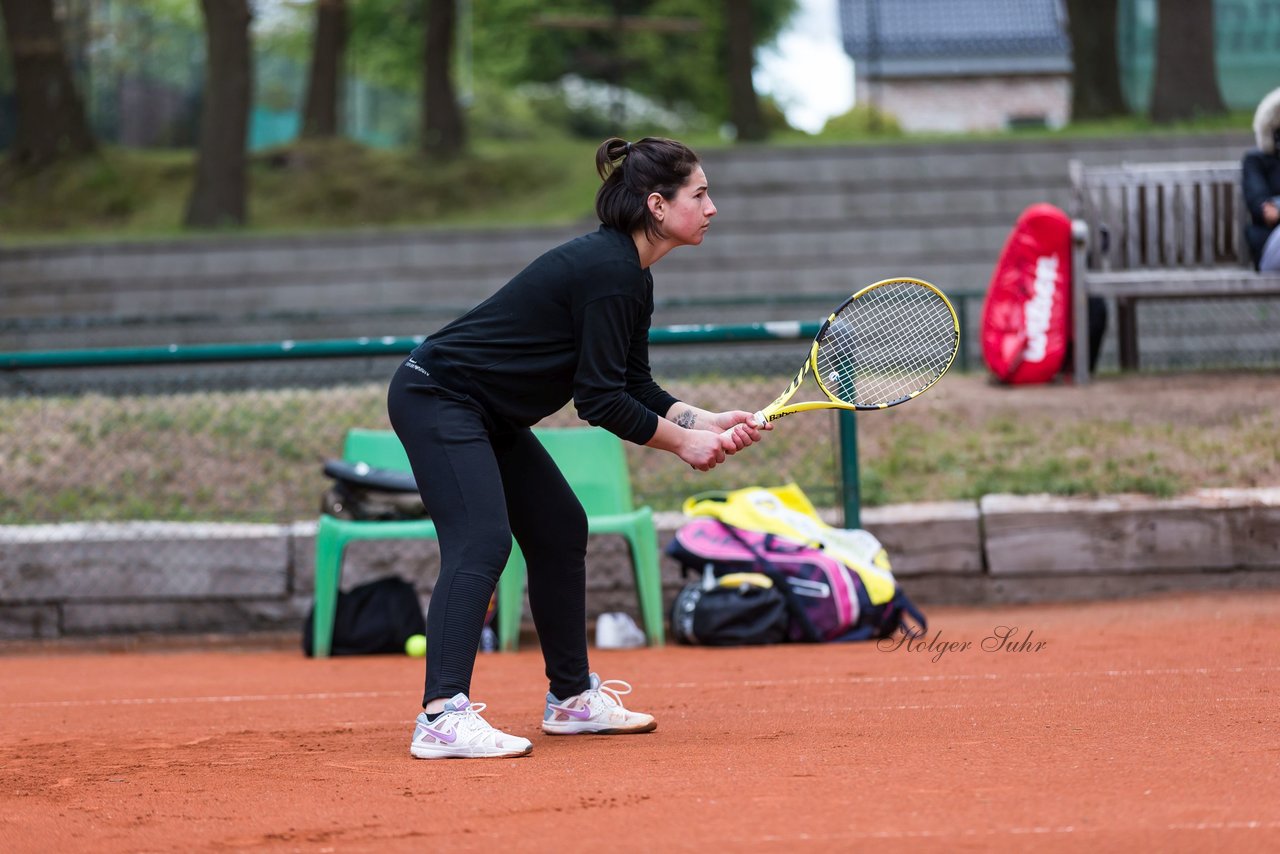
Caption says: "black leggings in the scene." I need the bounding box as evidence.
[386,361,591,704]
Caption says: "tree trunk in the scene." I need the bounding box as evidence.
[725,0,766,141]
[0,0,96,170]
[422,0,464,157]
[1064,0,1128,120]
[1149,0,1226,123]
[185,0,253,229]
[301,0,346,139]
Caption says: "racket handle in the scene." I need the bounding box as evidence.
[753,411,766,427]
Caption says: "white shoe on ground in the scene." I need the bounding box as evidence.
[410,693,533,759]
[541,673,657,735]
[595,612,647,649]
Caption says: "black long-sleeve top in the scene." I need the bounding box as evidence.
[1242,149,1280,268]
[411,225,679,444]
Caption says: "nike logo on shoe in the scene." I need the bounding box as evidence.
[551,704,593,720]
[421,725,457,744]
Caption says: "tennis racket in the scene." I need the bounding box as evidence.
[753,277,959,426]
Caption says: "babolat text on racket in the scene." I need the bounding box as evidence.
[754,277,959,425]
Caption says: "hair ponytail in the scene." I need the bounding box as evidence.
[595,137,631,180]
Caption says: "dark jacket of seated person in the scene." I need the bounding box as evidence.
[1242,86,1280,271]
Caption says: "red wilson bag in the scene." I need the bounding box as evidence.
[981,203,1073,384]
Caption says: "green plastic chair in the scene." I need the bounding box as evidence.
[310,426,664,657]
[495,426,665,651]
[310,429,439,658]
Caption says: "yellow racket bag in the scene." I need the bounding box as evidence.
[671,483,925,641]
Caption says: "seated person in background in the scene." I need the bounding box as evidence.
[1242,86,1280,272]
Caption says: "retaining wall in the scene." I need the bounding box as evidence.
[3,488,1278,641]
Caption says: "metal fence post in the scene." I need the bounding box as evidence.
[838,409,860,529]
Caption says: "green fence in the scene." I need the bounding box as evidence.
[3,321,910,630]
[0,288,996,537]
[0,323,873,535]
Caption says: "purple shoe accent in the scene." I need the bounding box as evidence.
[550,702,593,721]
[421,724,457,744]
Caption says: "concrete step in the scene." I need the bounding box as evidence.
[712,184,1073,225]
[701,133,1248,187]
[0,226,579,288]
[0,133,1251,354]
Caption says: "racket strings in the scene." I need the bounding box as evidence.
[816,281,956,406]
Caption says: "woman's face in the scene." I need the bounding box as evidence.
[654,165,717,246]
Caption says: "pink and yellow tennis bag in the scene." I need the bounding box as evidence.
[667,484,925,642]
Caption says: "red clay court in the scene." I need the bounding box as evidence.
[3,590,1278,852]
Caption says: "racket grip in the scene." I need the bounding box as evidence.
[753,411,766,427]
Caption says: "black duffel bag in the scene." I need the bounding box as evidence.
[303,576,425,656]
[669,576,789,646]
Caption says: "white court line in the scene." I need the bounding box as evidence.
[1169,821,1280,831]
[872,694,1273,712]
[2,690,413,709]
[654,664,1280,691]
[3,665,1276,711]
[752,819,1280,842]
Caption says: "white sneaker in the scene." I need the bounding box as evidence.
[542,673,657,735]
[595,612,647,649]
[410,693,533,759]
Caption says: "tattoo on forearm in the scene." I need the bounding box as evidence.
[673,408,697,429]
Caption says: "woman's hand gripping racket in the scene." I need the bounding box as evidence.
[754,277,959,426]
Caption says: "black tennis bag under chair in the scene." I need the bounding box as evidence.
[302,576,425,656]
[321,459,427,521]
[669,569,790,646]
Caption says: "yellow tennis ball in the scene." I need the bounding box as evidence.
[404,634,427,658]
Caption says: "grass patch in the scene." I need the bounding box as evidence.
[855,412,1192,504]
[3,372,1278,524]
[0,136,599,244]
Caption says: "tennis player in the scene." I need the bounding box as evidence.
[388,136,769,759]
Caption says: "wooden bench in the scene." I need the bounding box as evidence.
[1069,160,1280,384]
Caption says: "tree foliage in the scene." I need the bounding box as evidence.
[476,0,795,123]
[340,0,795,127]
[345,0,424,91]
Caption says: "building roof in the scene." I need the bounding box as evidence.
[839,0,1071,78]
